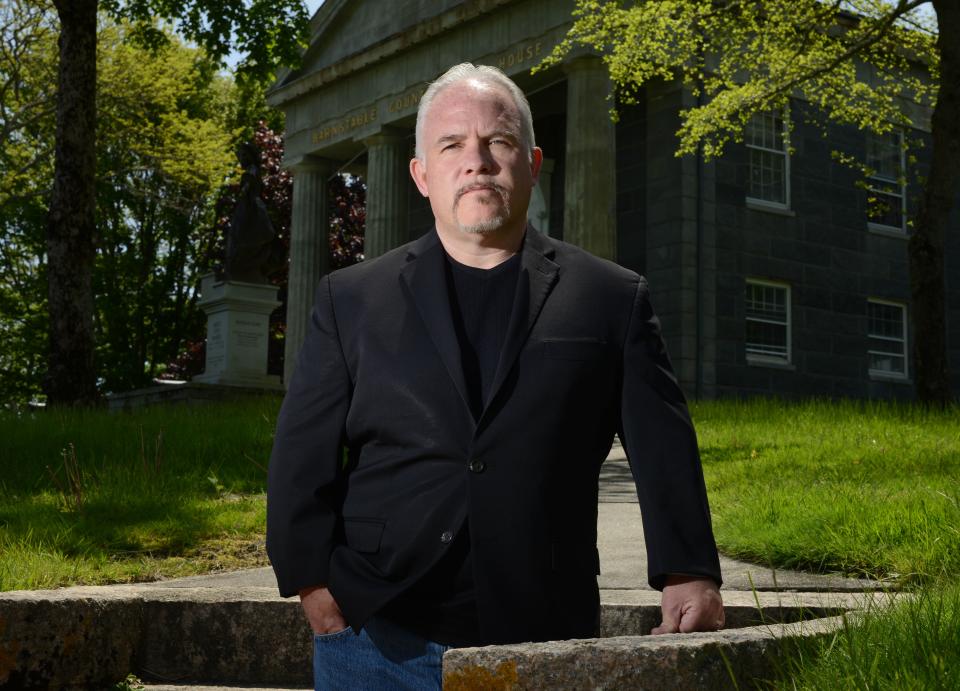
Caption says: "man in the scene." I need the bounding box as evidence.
[267,63,724,690]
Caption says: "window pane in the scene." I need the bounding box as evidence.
[867,188,903,229]
[869,352,905,374]
[746,111,784,150]
[866,131,905,229]
[867,301,906,375]
[746,283,786,321]
[868,302,904,340]
[867,131,902,181]
[746,320,788,357]
[749,149,785,203]
[746,282,788,361]
[746,110,787,204]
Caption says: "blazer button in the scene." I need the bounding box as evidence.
[468,458,486,474]
[440,531,454,544]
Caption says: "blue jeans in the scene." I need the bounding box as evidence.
[312,616,451,691]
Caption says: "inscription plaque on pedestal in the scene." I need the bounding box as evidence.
[193,273,284,390]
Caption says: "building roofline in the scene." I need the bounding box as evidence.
[267,0,516,107]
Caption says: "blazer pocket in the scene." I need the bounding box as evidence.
[551,541,601,575]
[343,518,385,554]
[543,339,608,361]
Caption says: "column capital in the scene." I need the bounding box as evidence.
[562,54,607,75]
[285,154,337,175]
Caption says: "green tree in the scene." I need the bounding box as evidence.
[0,0,57,403]
[93,21,237,392]
[542,0,957,404]
[46,0,308,405]
[0,6,249,403]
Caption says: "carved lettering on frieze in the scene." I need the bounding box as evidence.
[496,40,543,71]
[388,86,428,114]
[311,107,379,144]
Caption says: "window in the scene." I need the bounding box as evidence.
[868,300,908,378]
[746,108,790,208]
[866,130,906,233]
[745,280,791,364]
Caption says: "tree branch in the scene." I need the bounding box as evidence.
[747,0,932,109]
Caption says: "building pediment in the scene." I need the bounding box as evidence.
[272,0,577,163]
[270,0,516,105]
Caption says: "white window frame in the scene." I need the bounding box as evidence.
[745,279,792,366]
[866,130,907,235]
[745,107,791,211]
[867,299,909,380]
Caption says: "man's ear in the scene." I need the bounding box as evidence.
[409,157,429,197]
[530,147,543,183]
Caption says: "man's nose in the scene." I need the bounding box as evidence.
[463,140,495,174]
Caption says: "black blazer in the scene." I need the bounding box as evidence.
[267,228,721,645]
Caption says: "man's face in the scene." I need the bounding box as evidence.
[410,80,542,238]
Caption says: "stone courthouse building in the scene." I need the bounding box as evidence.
[266,0,960,400]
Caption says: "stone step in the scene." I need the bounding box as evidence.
[0,584,893,689]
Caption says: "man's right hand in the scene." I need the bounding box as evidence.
[299,585,348,634]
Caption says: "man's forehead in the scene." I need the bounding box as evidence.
[430,80,518,119]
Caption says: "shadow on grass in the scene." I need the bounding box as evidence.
[0,488,264,584]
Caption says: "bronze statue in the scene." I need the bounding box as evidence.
[225,142,284,283]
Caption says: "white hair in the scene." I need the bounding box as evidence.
[414,63,536,162]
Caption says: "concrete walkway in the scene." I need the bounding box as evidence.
[151,441,876,596]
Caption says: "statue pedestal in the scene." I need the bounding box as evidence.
[193,273,284,390]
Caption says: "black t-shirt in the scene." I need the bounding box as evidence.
[378,251,521,647]
[447,252,522,421]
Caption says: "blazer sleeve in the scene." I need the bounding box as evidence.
[618,277,722,591]
[267,274,352,597]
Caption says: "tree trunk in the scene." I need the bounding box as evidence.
[45,0,99,406]
[910,0,959,406]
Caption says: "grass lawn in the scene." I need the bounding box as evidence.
[772,580,960,690]
[690,398,960,690]
[2,397,958,687]
[693,398,960,586]
[0,396,281,590]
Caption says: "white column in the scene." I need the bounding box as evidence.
[285,156,334,386]
[363,129,410,258]
[563,57,617,260]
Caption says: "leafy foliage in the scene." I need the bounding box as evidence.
[329,174,366,270]
[99,0,309,87]
[41,0,308,405]
[93,21,237,392]
[0,10,245,402]
[0,0,57,403]
[539,0,939,159]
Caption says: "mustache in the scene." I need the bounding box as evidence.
[454,181,506,204]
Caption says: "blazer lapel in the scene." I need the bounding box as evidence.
[481,227,559,421]
[399,231,472,413]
